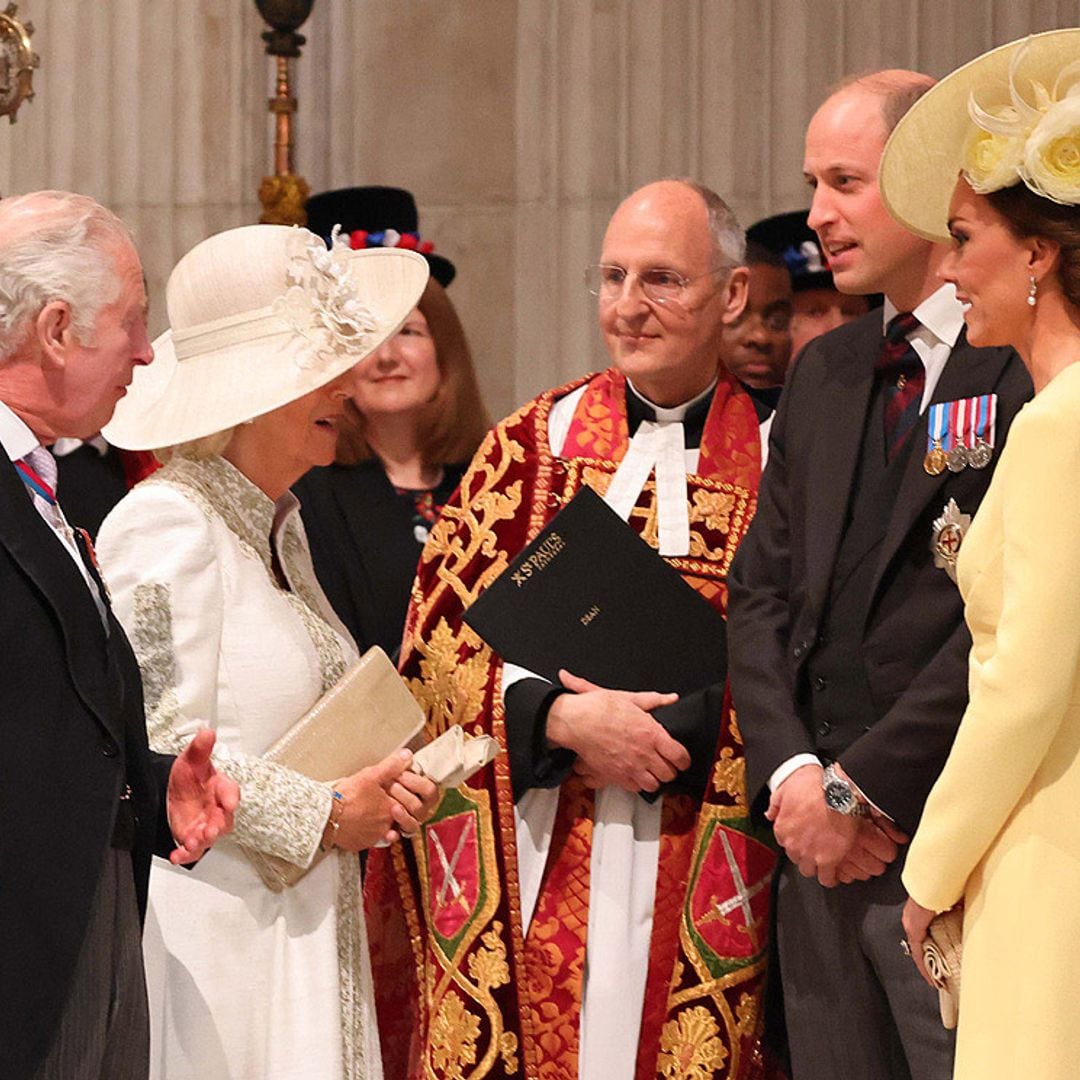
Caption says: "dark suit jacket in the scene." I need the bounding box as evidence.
[728,312,1033,834]
[53,441,130,539]
[295,460,465,657]
[0,455,175,1078]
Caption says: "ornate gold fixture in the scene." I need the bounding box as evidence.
[0,3,38,124]
[255,0,314,225]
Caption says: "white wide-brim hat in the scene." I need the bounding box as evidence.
[104,223,429,450]
[880,27,1080,244]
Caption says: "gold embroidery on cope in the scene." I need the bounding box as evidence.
[416,785,509,1079]
[430,990,482,1080]
[691,489,735,534]
[498,1030,520,1074]
[407,619,491,740]
[658,1005,730,1079]
[711,747,747,804]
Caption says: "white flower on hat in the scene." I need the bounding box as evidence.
[275,225,382,369]
[963,46,1080,205]
[962,124,1027,194]
[1021,89,1080,204]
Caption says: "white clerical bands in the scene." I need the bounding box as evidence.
[605,420,691,557]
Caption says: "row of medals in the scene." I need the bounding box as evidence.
[924,439,992,476]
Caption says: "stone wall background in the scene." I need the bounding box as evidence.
[3,0,1078,417]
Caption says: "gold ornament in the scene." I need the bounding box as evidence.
[0,4,39,124]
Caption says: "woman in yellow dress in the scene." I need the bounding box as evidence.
[879,27,1080,1079]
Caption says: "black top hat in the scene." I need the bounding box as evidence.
[746,210,834,293]
[304,186,456,288]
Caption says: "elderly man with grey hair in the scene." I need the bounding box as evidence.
[364,179,785,1080]
[0,190,238,1080]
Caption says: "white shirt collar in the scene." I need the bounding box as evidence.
[52,435,109,458]
[0,400,42,463]
[625,376,717,422]
[883,283,965,348]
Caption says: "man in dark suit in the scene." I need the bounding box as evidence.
[727,73,1033,1080]
[50,436,130,538]
[0,190,239,1080]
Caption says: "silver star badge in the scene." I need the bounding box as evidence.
[931,498,971,583]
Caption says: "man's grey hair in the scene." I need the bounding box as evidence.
[0,191,135,359]
[670,178,746,269]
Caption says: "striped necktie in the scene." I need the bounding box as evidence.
[877,312,924,460]
[18,445,61,522]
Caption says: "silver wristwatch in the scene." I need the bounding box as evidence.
[822,763,869,817]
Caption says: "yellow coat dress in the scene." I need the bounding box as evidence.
[903,361,1080,1079]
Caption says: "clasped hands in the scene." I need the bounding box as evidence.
[544,669,690,793]
[768,762,908,887]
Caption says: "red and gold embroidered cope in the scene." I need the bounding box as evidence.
[365,369,781,1080]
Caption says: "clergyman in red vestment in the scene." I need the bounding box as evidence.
[366,179,786,1080]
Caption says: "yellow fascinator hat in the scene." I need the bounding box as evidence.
[880,27,1080,242]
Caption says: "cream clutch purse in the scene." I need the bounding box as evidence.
[923,906,964,1029]
[245,646,499,891]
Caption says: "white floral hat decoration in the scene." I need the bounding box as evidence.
[880,27,1080,243]
[104,223,428,450]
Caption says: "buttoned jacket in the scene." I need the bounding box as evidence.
[0,455,174,1078]
[728,311,1032,832]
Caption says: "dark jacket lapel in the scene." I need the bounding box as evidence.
[870,337,1017,602]
[804,318,879,619]
[0,457,118,734]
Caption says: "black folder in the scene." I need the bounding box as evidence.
[463,486,727,694]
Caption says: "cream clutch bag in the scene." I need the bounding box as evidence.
[245,646,424,891]
[245,646,500,891]
[923,906,964,1029]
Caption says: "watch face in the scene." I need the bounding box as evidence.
[824,780,854,813]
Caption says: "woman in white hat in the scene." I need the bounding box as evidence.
[881,28,1080,1079]
[97,223,437,1079]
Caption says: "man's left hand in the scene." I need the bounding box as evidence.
[767,763,901,886]
[166,728,240,864]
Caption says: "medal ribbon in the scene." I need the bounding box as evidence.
[928,395,999,460]
[976,393,997,448]
[14,459,58,505]
[927,402,948,451]
[948,399,963,452]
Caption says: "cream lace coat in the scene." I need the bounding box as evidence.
[97,455,382,1080]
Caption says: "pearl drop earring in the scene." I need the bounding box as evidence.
[1028,276,1038,307]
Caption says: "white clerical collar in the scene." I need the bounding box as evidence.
[625,376,718,423]
[605,378,719,558]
